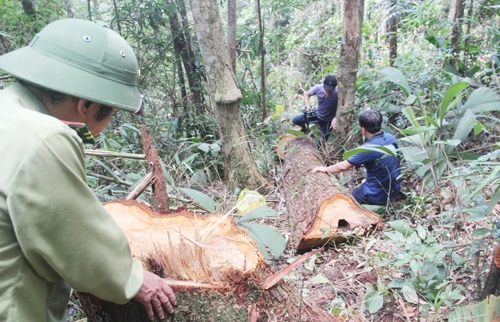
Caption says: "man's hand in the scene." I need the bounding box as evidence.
[306,104,312,112]
[134,271,177,321]
[330,117,337,129]
[311,166,329,174]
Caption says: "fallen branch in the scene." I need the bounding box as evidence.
[84,149,146,159]
[262,248,323,290]
[87,172,132,186]
[125,171,155,200]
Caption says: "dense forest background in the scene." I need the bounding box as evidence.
[1,0,499,320]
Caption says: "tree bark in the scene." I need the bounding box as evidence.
[255,0,266,120]
[282,137,380,250]
[176,0,204,114]
[480,246,500,300]
[228,0,237,72]
[189,0,266,189]
[78,200,335,321]
[21,0,36,17]
[449,0,465,72]
[336,0,364,147]
[387,0,398,66]
[142,125,170,213]
[63,0,74,18]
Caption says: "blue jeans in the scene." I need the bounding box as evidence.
[292,111,332,147]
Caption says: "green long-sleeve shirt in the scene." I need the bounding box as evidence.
[0,83,143,321]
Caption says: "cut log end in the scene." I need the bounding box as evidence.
[298,194,380,250]
[104,200,265,285]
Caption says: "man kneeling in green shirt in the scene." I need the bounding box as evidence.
[0,19,175,321]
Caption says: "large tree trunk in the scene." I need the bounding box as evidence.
[228,0,237,72]
[283,137,380,250]
[189,0,266,189]
[336,0,364,146]
[449,0,465,72]
[78,200,334,321]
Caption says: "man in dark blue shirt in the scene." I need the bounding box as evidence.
[312,110,401,205]
[292,75,338,145]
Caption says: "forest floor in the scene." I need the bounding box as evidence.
[208,161,498,321]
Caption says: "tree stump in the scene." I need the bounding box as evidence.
[78,200,335,321]
[282,136,380,250]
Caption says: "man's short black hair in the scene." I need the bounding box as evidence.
[358,110,382,134]
[20,80,113,122]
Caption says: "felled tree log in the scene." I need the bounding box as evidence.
[282,136,380,250]
[78,200,335,321]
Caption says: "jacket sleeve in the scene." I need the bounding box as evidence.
[7,129,143,304]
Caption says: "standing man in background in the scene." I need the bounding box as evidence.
[0,19,175,321]
[292,75,338,147]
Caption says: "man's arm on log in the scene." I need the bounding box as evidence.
[311,160,353,174]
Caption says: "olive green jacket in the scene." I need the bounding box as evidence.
[0,83,143,322]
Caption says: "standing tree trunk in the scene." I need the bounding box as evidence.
[449,0,465,72]
[255,0,266,120]
[336,0,364,147]
[21,0,36,17]
[64,0,74,18]
[387,0,398,66]
[176,0,204,114]
[189,0,266,189]
[228,0,237,72]
[463,0,474,73]
[166,5,188,112]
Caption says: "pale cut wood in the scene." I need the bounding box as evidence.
[282,136,380,250]
[79,200,337,321]
[276,134,296,160]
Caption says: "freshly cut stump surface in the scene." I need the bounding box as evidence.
[282,136,380,250]
[78,200,334,322]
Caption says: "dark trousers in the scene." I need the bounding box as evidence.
[292,112,332,147]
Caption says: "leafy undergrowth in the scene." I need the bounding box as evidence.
[236,163,499,321]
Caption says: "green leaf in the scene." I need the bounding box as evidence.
[486,185,500,217]
[402,285,419,304]
[474,120,484,135]
[177,187,215,212]
[449,295,500,322]
[387,220,413,237]
[439,81,469,119]
[452,109,476,143]
[410,260,420,274]
[367,294,384,314]
[378,67,411,96]
[416,225,427,240]
[238,206,279,224]
[197,143,210,153]
[404,95,417,105]
[472,228,491,237]
[247,230,271,259]
[309,274,330,284]
[462,87,500,114]
[161,165,175,187]
[286,129,306,136]
[240,223,286,258]
[469,166,500,199]
[400,127,436,135]
[343,145,396,159]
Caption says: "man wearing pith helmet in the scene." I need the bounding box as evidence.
[0,19,176,321]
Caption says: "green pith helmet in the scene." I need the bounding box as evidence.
[0,18,144,114]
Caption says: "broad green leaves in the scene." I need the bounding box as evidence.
[177,187,216,212]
